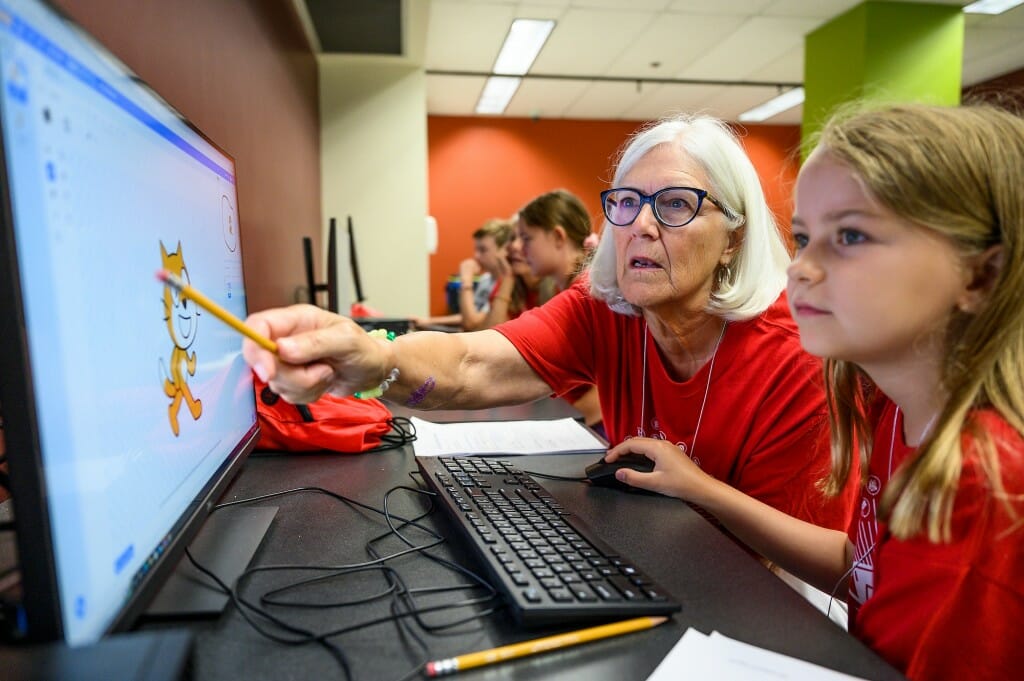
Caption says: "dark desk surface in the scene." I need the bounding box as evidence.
[175,432,903,680]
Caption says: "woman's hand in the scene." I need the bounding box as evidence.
[242,304,392,404]
[605,437,719,503]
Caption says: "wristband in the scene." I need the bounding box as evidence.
[354,329,399,399]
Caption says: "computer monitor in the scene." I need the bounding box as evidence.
[0,0,259,645]
[301,217,338,311]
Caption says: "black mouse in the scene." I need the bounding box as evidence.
[585,454,655,490]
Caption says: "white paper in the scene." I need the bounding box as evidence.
[410,416,606,457]
[646,628,870,681]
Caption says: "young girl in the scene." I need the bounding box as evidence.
[605,103,1024,680]
[516,188,592,292]
[512,189,603,430]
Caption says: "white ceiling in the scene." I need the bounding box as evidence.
[419,0,1024,123]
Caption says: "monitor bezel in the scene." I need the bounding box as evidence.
[0,0,260,643]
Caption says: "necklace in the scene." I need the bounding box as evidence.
[888,406,939,478]
[638,320,727,461]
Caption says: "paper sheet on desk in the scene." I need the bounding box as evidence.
[647,629,870,681]
[409,416,606,456]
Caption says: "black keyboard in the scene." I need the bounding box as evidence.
[417,456,681,627]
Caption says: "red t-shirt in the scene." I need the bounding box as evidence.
[849,398,1024,680]
[488,277,541,320]
[495,282,855,531]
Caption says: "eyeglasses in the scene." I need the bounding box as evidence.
[600,186,733,228]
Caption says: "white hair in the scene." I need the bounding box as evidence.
[588,113,790,320]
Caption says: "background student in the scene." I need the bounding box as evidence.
[516,189,592,293]
[413,218,514,331]
[514,189,603,432]
[481,214,554,328]
[606,102,1024,680]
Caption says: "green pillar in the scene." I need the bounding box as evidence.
[802,1,964,155]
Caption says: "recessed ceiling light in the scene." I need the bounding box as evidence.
[475,19,555,115]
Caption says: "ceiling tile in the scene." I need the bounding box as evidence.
[503,77,591,118]
[531,7,657,75]
[761,0,861,19]
[563,80,664,119]
[426,1,518,71]
[571,0,676,9]
[667,0,773,15]
[700,84,789,120]
[604,13,748,78]
[425,73,487,115]
[620,82,729,120]
[745,45,805,82]
[679,16,823,80]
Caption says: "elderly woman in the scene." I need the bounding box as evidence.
[243,114,856,532]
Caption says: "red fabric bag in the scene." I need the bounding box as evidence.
[254,376,406,453]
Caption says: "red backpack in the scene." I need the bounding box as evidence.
[253,376,414,453]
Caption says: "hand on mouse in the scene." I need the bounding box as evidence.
[605,437,716,502]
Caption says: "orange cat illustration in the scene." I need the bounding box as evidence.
[159,241,202,436]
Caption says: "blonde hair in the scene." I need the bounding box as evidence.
[473,218,514,247]
[588,113,790,320]
[816,103,1024,541]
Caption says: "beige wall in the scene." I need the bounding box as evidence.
[319,57,429,316]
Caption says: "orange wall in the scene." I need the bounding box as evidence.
[426,116,801,315]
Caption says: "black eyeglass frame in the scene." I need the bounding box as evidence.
[600,186,736,228]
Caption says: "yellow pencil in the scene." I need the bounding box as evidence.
[156,269,278,353]
[424,615,668,677]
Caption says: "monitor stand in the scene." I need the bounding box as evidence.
[143,505,278,619]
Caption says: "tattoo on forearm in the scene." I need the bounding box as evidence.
[406,377,436,407]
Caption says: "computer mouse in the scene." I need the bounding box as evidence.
[585,454,655,491]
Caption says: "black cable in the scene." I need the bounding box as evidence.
[185,548,354,678]
[368,416,417,452]
[520,469,588,482]
[187,482,506,681]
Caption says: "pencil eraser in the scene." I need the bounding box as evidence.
[155,269,168,282]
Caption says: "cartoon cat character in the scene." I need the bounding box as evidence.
[159,241,202,436]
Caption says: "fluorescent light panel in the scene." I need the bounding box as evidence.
[737,87,805,123]
[475,76,522,114]
[963,0,1024,14]
[475,19,555,115]
[494,19,555,75]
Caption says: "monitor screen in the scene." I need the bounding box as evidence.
[0,0,258,645]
